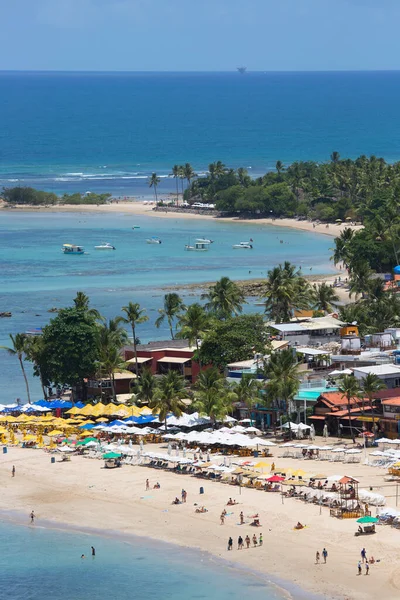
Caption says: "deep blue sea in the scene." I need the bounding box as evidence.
[1,71,400,195]
[0,211,334,403]
[0,521,290,600]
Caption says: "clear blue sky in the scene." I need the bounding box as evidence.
[2,0,400,71]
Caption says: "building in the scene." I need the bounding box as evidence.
[353,364,400,389]
[86,371,137,399]
[123,339,201,384]
[309,391,372,436]
[270,316,343,346]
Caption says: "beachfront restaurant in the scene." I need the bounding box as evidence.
[309,391,373,437]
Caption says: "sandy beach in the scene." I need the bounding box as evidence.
[0,200,362,239]
[1,442,399,600]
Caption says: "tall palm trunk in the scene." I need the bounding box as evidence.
[168,317,174,340]
[175,178,179,205]
[110,371,116,402]
[132,324,139,376]
[164,416,168,432]
[154,185,158,203]
[347,394,355,443]
[195,338,202,369]
[18,355,31,403]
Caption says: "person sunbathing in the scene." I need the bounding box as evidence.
[251,518,261,527]
[195,506,208,513]
[294,522,305,530]
[172,497,181,505]
[227,498,237,505]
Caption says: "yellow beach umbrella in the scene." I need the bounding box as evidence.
[24,434,37,441]
[47,430,63,437]
[96,418,108,423]
[139,406,153,416]
[103,403,119,415]
[41,414,57,421]
[65,406,82,415]
[254,461,270,468]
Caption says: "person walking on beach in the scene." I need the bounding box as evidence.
[259,533,263,546]
[146,479,150,490]
[252,534,257,547]
[12,465,15,477]
[91,546,96,557]
[316,551,320,564]
[361,548,366,563]
[228,537,233,551]
[240,511,244,525]
[238,535,243,550]
[220,512,225,525]
[245,535,250,549]
[30,511,35,524]
[322,548,328,564]
[357,561,362,576]
[365,561,370,575]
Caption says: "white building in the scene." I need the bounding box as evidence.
[353,364,400,389]
[270,316,343,346]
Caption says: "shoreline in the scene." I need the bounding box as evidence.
[0,509,317,600]
[1,446,398,600]
[0,201,363,238]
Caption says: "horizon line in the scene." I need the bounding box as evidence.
[1,68,400,74]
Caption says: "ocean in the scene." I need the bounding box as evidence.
[1,71,400,195]
[0,211,334,403]
[0,520,291,600]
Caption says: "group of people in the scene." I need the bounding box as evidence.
[357,547,376,576]
[228,533,263,550]
[172,489,187,505]
[145,479,160,490]
[315,548,328,564]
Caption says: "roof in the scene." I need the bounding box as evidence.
[270,340,289,351]
[227,359,256,369]
[339,476,359,484]
[318,391,369,407]
[126,357,152,364]
[101,372,136,381]
[382,398,400,407]
[272,316,343,334]
[325,406,372,417]
[309,415,326,420]
[157,356,191,364]
[353,365,400,377]
[125,339,192,352]
[296,347,331,356]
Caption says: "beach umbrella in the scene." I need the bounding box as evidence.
[254,461,270,469]
[47,430,63,436]
[266,475,285,482]
[103,452,121,459]
[356,516,378,524]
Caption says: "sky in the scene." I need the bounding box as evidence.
[1,0,400,71]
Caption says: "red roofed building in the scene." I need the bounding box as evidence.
[310,391,373,437]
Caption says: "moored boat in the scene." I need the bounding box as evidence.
[232,241,253,249]
[62,244,85,254]
[146,237,162,244]
[196,237,214,244]
[185,241,211,251]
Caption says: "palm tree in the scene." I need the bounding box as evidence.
[193,367,235,427]
[155,293,185,339]
[237,167,250,187]
[348,261,373,299]
[201,276,246,319]
[132,367,157,405]
[178,165,186,196]
[25,335,49,399]
[331,228,354,268]
[73,291,102,320]
[149,173,161,202]
[150,370,186,431]
[176,303,210,366]
[98,343,127,402]
[183,163,196,197]
[330,151,341,164]
[338,375,360,443]
[264,349,300,438]
[264,262,312,322]
[172,165,180,205]
[117,303,149,376]
[276,160,284,174]
[312,283,339,314]
[1,333,31,403]
[232,374,261,425]
[360,373,386,438]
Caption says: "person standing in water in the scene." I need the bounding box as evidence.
[91,546,96,557]
[30,511,35,524]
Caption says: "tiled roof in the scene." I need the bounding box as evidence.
[382,398,400,406]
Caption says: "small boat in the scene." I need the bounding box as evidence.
[95,242,116,250]
[132,226,141,229]
[232,241,253,249]
[196,238,214,244]
[146,237,162,244]
[62,244,85,254]
[185,241,211,251]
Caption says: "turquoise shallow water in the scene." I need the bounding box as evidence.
[0,210,334,402]
[0,520,292,600]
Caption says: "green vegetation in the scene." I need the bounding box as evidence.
[149,370,186,430]
[0,333,32,402]
[201,276,246,319]
[155,293,186,339]
[264,349,301,438]
[2,186,58,205]
[1,187,111,206]
[117,302,149,376]
[193,367,236,426]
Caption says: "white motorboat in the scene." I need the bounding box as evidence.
[146,237,162,244]
[62,244,85,254]
[185,241,211,251]
[95,242,116,250]
[196,237,214,244]
[232,241,253,249]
